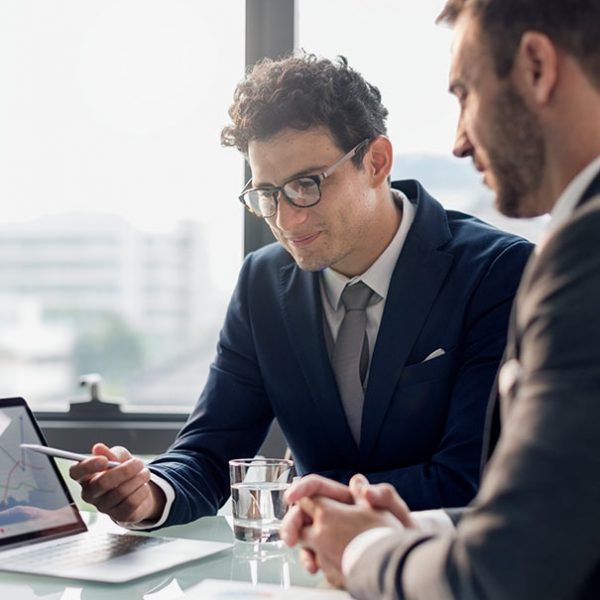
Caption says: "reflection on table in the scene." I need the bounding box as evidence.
[0,511,324,600]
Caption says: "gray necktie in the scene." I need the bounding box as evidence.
[331,281,375,444]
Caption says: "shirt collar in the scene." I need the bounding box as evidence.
[322,189,416,311]
[543,154,600,241]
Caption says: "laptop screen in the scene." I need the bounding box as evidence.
[0,397,86,549]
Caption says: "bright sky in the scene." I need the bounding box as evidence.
[0,1,457,285]
[298,0,457,156]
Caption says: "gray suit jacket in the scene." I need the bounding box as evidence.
[347,176,600,600]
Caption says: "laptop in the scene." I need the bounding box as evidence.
[0,397,231,583]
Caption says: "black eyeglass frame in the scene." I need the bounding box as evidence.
[238,138,371,218]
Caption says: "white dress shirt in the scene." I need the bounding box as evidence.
[537,154,600,252]
[342,154,600,579]
[342,511,455,575]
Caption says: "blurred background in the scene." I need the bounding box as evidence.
[0,1,545,414]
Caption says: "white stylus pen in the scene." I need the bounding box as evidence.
[20,443,121,468]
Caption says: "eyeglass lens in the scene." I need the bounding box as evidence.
[246,177,321,217]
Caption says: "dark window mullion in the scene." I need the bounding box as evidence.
[243,0,295,256]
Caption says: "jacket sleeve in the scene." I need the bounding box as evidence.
[147,252,274,527]
[346,203,600,600]
[319,240,533,509]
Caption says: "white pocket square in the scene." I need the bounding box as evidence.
[423,348,446,362]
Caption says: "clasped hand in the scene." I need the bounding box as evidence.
[280,474,415,588]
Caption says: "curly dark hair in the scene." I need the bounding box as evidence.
[437,0,600,89]
[221,53,388,167]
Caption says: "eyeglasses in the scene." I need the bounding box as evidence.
[238,139,370,219]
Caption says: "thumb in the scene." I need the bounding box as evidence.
[349,473,370,506]
[92,443,131,463]
[363,484,416,528]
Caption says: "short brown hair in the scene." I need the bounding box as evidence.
[437,0,600,88]
[221,53,388,166]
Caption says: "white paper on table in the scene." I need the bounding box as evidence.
[184,578,354,599]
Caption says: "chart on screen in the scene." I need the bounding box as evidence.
[0,406,76,537]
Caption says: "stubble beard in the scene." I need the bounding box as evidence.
[488,84,546,218]
[283,237,334,272]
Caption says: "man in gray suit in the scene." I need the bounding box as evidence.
[281,0,600,598]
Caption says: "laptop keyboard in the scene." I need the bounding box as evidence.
[5,533,173,570]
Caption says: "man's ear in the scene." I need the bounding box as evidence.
[513,31,559,105]
[365,135,393,186]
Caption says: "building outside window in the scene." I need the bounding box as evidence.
[0,1,245,411]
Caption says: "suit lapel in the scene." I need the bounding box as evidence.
[279,263,358,453]
[578,169,600,207]
[481,227,539,468]
[361,181,454,459]
[481,166,600,468]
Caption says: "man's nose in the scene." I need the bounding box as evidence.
[452,117,474,159]
[274,191,309,230]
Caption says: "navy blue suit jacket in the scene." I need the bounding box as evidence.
[149,180,533,527]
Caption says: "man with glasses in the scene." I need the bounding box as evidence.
[70,54,532,530]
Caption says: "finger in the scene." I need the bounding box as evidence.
[79,457,146,502]
[70,442,120,481]
[108,482,154,523]
[91,443,131,463]
[363,483,416,528]
[284,474,353,506]
[349,473,370,504]
[93,468,151,513]
[109,445,133,462]
[349,473,369,490]
[297,496,319,519]
[298,522,318,555]
[69,455,112,482]
[299,547,320,574]
[281,504,312,547]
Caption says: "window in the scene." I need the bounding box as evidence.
[1,1,542,449]
[297,0,547,240]
[0,1,246,411]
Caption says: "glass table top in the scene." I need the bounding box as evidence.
[0,511,325,599]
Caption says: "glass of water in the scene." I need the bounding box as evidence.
[229,457,295,543]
